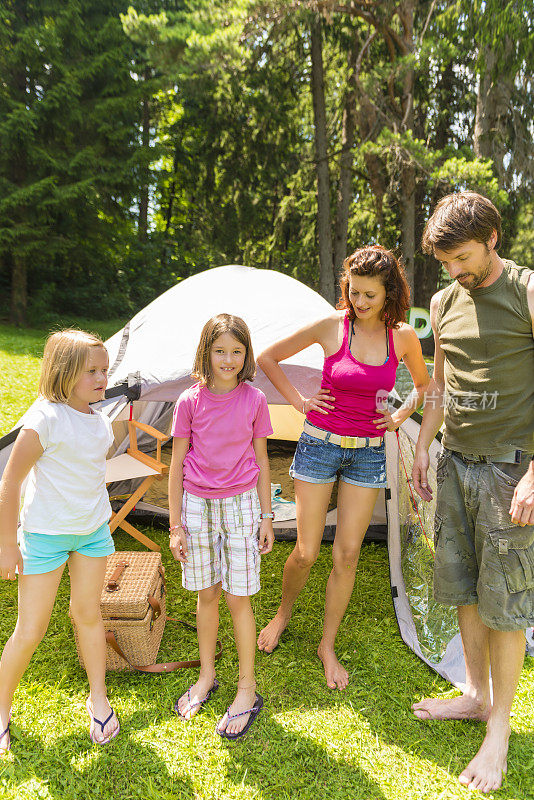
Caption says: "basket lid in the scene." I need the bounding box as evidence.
[101,551,164,619]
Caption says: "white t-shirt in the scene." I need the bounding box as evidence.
[20,400,114,536]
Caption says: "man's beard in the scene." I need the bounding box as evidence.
[466,249,493,289]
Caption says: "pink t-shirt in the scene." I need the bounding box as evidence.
[171,382,273,499]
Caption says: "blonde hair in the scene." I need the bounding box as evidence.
[39,329,107,403]
[192,314,256,385]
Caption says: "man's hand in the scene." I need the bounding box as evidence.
[0,544,24,580]
[258,519,274,554]
[412,449,433,501]
[509,468,534,526]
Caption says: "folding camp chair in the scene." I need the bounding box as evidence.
[106,420,168,552]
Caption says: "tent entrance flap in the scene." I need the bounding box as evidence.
[385,419,465,688]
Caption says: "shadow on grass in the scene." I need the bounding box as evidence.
[353,642,534,800]
[219,714,388,800]
[2,530,532,799]
[1,710,194,800]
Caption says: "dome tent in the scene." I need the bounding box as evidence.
[0,265,464,687]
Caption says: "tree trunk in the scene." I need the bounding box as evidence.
[400,165,416,297]
[333,42,358,296]
[433,61,454,150]
[399,0,415,297]
[10,253,27,325]
[165,144,180,233]
[364,152,385,233]
[138,74,151,241]
[310,18,335,304]
[473,42,513,187]
[355,97,385,235]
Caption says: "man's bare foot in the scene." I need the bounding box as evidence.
[412,693,491,721]
[458,719,510,793]
[257,612,290,653]
[317,641,349,690]
[175,672,217,720]
[216,684,257,737]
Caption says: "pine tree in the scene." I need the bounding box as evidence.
[0,0,144,323]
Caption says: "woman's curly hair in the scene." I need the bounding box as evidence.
[337,245,410,328]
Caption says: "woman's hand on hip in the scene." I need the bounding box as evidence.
[302,390,335,416]
[373,405,399,432]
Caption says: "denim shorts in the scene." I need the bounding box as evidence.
[18,521,115,575]
[289,424,387,488]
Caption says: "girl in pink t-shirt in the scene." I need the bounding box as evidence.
[169,313,274,739]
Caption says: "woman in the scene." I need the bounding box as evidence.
[257,245,430,689]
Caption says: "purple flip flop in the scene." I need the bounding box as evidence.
[86,699,120,745]
[216,693,263,740]
[0,718,11,755]
[174,679,220,720]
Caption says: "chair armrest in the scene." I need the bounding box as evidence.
[130,420,167,442]
[128,420,168,463]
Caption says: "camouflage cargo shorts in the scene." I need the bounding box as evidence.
[434,448,534,631]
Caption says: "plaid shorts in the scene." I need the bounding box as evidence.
[181,488,261,596]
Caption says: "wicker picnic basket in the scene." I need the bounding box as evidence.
[71,551,219,672]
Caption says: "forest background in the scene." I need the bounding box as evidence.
[1,0,533,335]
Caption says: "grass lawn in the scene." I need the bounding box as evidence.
[0,322,533,800]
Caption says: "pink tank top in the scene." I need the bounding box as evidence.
[306,313,399,437]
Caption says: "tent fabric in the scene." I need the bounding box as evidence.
[0,264,465,685]
[105,264,332,405]
[386,418,464,687]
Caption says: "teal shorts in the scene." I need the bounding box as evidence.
[18,521,115,575]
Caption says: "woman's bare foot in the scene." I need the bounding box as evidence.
[412,692,491,721]
[176,672,217,720]
[257,612,290,653]
[216,684,257,737]
[458,719,510,793]
[317,641,349,689]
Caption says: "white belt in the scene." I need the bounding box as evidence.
[303,421,382,449]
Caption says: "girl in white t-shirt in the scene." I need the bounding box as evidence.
[0,330,119,754]
[169,314,274,739]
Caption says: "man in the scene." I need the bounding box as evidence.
[412,192,534,793]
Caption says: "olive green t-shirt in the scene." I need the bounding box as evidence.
[437,260,534,456]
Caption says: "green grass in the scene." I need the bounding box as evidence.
[0,319,125,436]
[1,322,533,800]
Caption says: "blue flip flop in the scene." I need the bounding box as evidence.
[0,719,11,755]
[216,693,263,740]
[174,679,219,720]
[86,699,120,745]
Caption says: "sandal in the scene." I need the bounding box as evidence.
[86,698,120,745]
[216,693,263,740]
[0,717,11,756]
[174,679,219,720]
